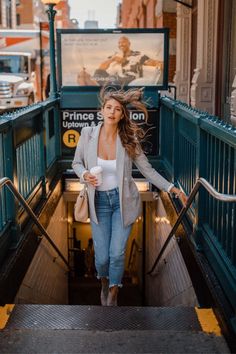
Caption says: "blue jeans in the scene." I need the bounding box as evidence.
[91,187,132,287]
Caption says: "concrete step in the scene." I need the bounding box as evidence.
[0,305,230,353]
[0,329,230,353]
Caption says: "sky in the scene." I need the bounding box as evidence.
[68,0,121,29]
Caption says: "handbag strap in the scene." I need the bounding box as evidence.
[81,184,87,193]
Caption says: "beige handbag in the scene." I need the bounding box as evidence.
[74,186,89,222]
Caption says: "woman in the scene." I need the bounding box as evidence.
[72,87,186,306]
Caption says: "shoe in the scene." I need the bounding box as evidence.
[107,290,117,306]
[100,283,109,306]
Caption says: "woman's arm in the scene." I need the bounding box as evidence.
[133,151,172,191]
[133,151,187,204]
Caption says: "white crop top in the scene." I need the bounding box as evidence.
[96,157,118,191]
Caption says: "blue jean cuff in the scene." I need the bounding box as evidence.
[109,283,123,288]
[96,275,109,280]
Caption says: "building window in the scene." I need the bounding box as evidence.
[6,0,12,28]
[16,13,20,26]
[142,4,147,28]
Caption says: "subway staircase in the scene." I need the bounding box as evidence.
[0,304,230,353]
[0,268,232,353]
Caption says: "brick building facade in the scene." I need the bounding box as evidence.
[54,0,71,29]
[16,0,34,27]
[0,0,73,29]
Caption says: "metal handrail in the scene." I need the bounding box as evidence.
[147,177,236,275]
[0,177,70,269]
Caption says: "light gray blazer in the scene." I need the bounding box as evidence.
[72,124,172,227]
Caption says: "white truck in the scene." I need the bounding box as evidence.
[0,29,49,110]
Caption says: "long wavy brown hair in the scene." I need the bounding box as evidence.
[99,86,148,158]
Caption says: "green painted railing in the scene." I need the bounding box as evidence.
[161,96,236,322]
[200,118,236,261]
[0,116,13,236]
[0,99,60,261]
[0,131,6,231]
[16,133,42,198]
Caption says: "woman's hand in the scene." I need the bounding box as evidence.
[83,172,98,187]
[170,186,188,206]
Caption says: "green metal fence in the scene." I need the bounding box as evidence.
[161,96,236,322]
[0,130,6,231]
[200,118,236,260]
[0,117,11,234]
[0,99,60,263]
[16,133,42,199]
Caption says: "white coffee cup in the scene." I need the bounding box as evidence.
[90,166,103,186]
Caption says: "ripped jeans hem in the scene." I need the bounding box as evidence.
[109,283,123,288]
[96,275,109,280]
[96,275,123,288]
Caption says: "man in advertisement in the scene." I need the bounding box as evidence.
[77,36,163,86]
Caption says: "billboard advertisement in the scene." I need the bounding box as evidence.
[57,29,169,89]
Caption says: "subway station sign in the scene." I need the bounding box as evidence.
[61,109,159,156]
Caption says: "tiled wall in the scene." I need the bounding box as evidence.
[145,198,198,306]
[14,197,68,304]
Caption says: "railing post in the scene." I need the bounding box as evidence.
[41,106,48,199]
[3,126,14,221]
[173,102,179,184]
[3,119,21,248]
[192,113,207,250]
[160,97,176,181]
[142,201,146,306]
[54,102,61,158]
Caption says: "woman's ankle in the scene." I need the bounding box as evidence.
[101,277,109,289]
[100,278,109,306]
[110,285,118,295]
[107,285,118,306]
